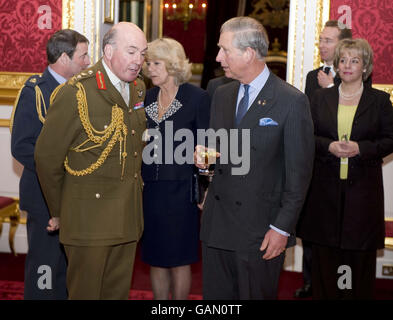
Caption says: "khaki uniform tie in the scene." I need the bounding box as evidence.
[119,81,128,105]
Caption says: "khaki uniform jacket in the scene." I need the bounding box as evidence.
[35,60,146,247]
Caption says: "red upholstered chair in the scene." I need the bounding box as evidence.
[386,218,393,250]
[0,196,20,255]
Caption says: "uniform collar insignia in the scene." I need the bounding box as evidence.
[96,70,106,90]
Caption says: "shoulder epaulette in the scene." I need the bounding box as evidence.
[24,74,43,87]
[10,74,42,132]
[68,69,95,85]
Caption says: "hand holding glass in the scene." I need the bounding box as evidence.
[196,146,218,177]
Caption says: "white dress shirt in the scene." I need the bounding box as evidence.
[102,59,129,104]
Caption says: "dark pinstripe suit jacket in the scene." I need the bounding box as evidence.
[200,72,315,252]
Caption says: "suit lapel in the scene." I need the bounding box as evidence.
[238,73,276,128]
[323,87,340,139]
[221,81,239,129]
[354,86,374,121]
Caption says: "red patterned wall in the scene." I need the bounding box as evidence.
[0,0,62,73]
[330,0,393,84]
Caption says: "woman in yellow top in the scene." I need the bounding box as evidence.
[297,38,393,299]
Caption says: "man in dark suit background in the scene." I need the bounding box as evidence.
[10,29,90,299]
[295,20,352,298]
[304,20,352,101]
[196,16,314,299]
[206,75,233,98]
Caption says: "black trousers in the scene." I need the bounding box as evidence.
[312,244,376,300]
[312,179,377,300]
[24,209,67,300]
[301,240,313,285]
[202,243,285,300]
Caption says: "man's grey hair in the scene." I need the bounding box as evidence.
[102,28,117,53]
[221,16,269,60]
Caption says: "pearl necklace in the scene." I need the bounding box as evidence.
[158,87,179,113]
[338,82,363,100]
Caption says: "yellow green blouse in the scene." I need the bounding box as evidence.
[337,104,358,179]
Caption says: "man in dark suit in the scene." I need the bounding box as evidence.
[304,20,352,101]
[296,20,352,298]
[206,75,233,98]
[196,16,314,299]
[10,29,90,299]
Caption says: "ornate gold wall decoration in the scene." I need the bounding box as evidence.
[0,72,36,106]
[373,84,393,104]
[0,119,10,127]
[288,0,299,87]
[62,0,75,29]
[250,0,290,28]
[313,0,329,69]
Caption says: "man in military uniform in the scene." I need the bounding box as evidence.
[10,29,90,299]
[35,22,147,300]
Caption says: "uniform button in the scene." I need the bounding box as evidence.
[154,145,158,149]
[131,130,136,135]
[153,154,157,158]
[134,151,138,157]
[235,201,242,206]
[134,173,138,179]
[215,195,220,200]
[104,125,108,129]
[95,193,101,199]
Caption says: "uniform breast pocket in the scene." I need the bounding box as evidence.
[132,108,147,126]
[70,182,124,240]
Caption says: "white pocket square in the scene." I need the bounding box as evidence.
[259,118,278,126]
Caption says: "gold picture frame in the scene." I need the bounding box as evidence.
[104,0,114,24]
[0,72,35,106]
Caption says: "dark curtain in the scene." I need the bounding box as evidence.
[200,0,240,89]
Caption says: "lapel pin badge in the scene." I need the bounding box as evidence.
[138,90,144,98]
[258,99,267,106]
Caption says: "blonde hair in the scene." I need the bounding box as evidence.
[143,38,192,86]
[333,38,373,81]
